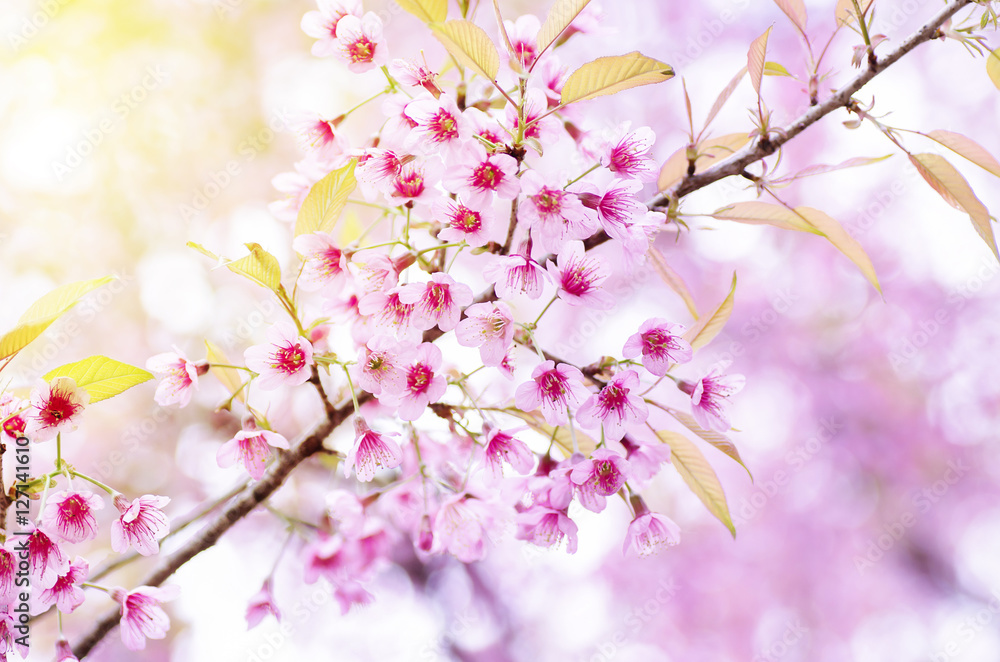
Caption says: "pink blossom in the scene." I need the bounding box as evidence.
[502,14,540,68]
[300,0,363,57]
[325,490,366,538]
[577,370,648,441]
[684,362,746,433]
[455,301,516,367]
[404,94,470,159]
[302,533,349,584]
[465,107,508,149]
[112,584,180,651]
[246,579,281,629]
[42,490,104,544]
[27,525,69,587]
[622,436,671,484]
[575,178,647,247]
[28,376,89,441]
[514,361,591,426]
[111,494,171,556]
[335,13,388,73]
[498,350,516,380]
[536,57,568,105]
[291,113,348,162]
[432,494,491,562]
[624,511,681,557]
[504,89,561,147]
[483,242,549,300]
[388,157,443,208]
[397,272,473,332]
[547,240,613,309]
[217,417,291,480]
[55,639,78,661]
[442,145,520,209]
[344,418,404,481]
[0,607,28,659]
[354,335,413,396]
[602,124,658,182]
[515,506,578,553]
[433,196,496,248]
[0,546,14,604]
[393,343,447,421]
[623,318,693,376]
[483,426,534,482]
[348,248,399,294]
[390,58,442,97]
[269,158,326,221]
[146,350,207,408]
[293,231,350,293]
[38,556,89,613]
[355,148,406,199]
[518,170,594,252]
[334,580,375,614]
[569,448,631,512]
[244,322,315,390]
[0,393,28,442]
[357,289,419,342]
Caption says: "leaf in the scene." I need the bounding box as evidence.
[793,207,882,293]
[432,20,500,82]
[205,340,246,406]
[703,68,746,134]
[664,407,752,480]
[394,0,446,24]
[683,272,736,352]
[226,243,282,293]
[747,27,771,97]
[560,51,674,106]
[658,133,751,191]
[656,430,736,537]
[708,201,818,233]
[773,0,807,36]
[0,277,114,360]
[989,48,1000,91]
[924,130,1000,178]
[836,0,874,26]
[763,61,793,77]
[295,159,358,238]
[536,0,590,58]
[910,153,999,261]
[44,356,152,404]
[772,154,892,184]
[648,247,698,320]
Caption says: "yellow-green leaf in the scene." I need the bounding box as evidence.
[836,0,874,26]
[0,277,114,360]
[664,407,752,480]
[924,130,1000,178]
[989,48,1000,91]
[656,430,736,537]
[747,27,771,97]
[763,61,792,77]
[910,153,999,261]
[560,51,674,106]
[205,340,246,406]
[648,247,698,320]
[44,355,152,404]
[295,159,358,238]
[683,272,736,352]
[707,201,818,233]
[432,20,500,82]
[226,243,282,292]
[537,0,590,56]
[395,0,446,24]
[793,207,882,293]
[658,133,751,191]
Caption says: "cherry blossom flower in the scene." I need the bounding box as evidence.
[246,579,281,629]
[269,157,326,221]
[503,14,541,68]
[683,362,746,433]
[547,240,613,309]
[498,350,516,380]
[390,58,442,97]
[433,196,496,248]
[27,525,69,588]
[0,546,14,604]
[483,426,534,483]
[624,507,681,557]
[244,322,315,390]
[55,639,78,662]
[112,584,180,651]
[622,436,671,484]
[514,361,591,426]
[357,289,419,341]
[602,124,658,182]
[217,417,291,480]
[326,491,366,537]
[536,57,568,105]
[575,178,647,246]
[388,157,443,208]
[301,0,363,57]
[302,533,349,584]
[515,506,578,553]
[577,369,648,441]
[333,579,375,614]
[455,301,516,367]
[623,318,693,376]
[483,242,549,300]
[355,148,406,199]
[335,13,388,73]
[397,272,474,332]
[354,335,413,396]
[518,170,594,251]
[146,350,207,408]
[569,448,631,512]
[28,377,89,441]
[465,107,508,149]
[404,94,470,160]
[0,393,28,442]
[292,113,348,162]
[42,490,104,544]
[293,231,350,293]
[504,89,561,147]
[111,494,171,556]
[432,494,491,562]
[442,145,520,209]
[0,607,28,659]
[344,418,403,482]
[393,343,447,421]
[348,248,399,294]
[38,556,89,613]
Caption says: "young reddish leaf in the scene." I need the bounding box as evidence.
[432,20,501,82]
[44,355,153,404]
[395,0,447,24]
[664,407,752,480]
[835,0,874,26]
[656,430,736,537]
[536,0,590,59]
[708,201,818,233]
[773,0,807,36]
[772,154,892,185]
[747,27,772,97]
[658,133,751,191]
[703,68,746,135]
[226,243,283,293]
[560,52,674,106]
[793,207,882,294]
[295,159,358,238]
[683,272,736,352]
[648,247,699,320]
[910,153,999,261]
[924,130,1000,178]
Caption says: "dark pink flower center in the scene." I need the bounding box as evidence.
[534,188,563,214]
[429,110,458,140]
[394,169,425,198]
[454,207,482,232]
[472,162,502,190]
[538,371,567,401]
[39,390,81,425]
[347,38,375,63]
[407,364,433,394]
[424,283,448,313]
[560,261,597,296]
[275,343,306,373]
[642,329,680,357]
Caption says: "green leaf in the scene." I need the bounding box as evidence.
[537,0,590,56]
[44,355,152,404]
[663,407,752,480]
[989,48,1000,91]
[0,277,114,360]
[432,20,500,82]
[656,430,736,537]
[395,0,446,23]
[226,243,282,293]
[295,159,358,238]
[560,51,674,106]
[683,272,737,352]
